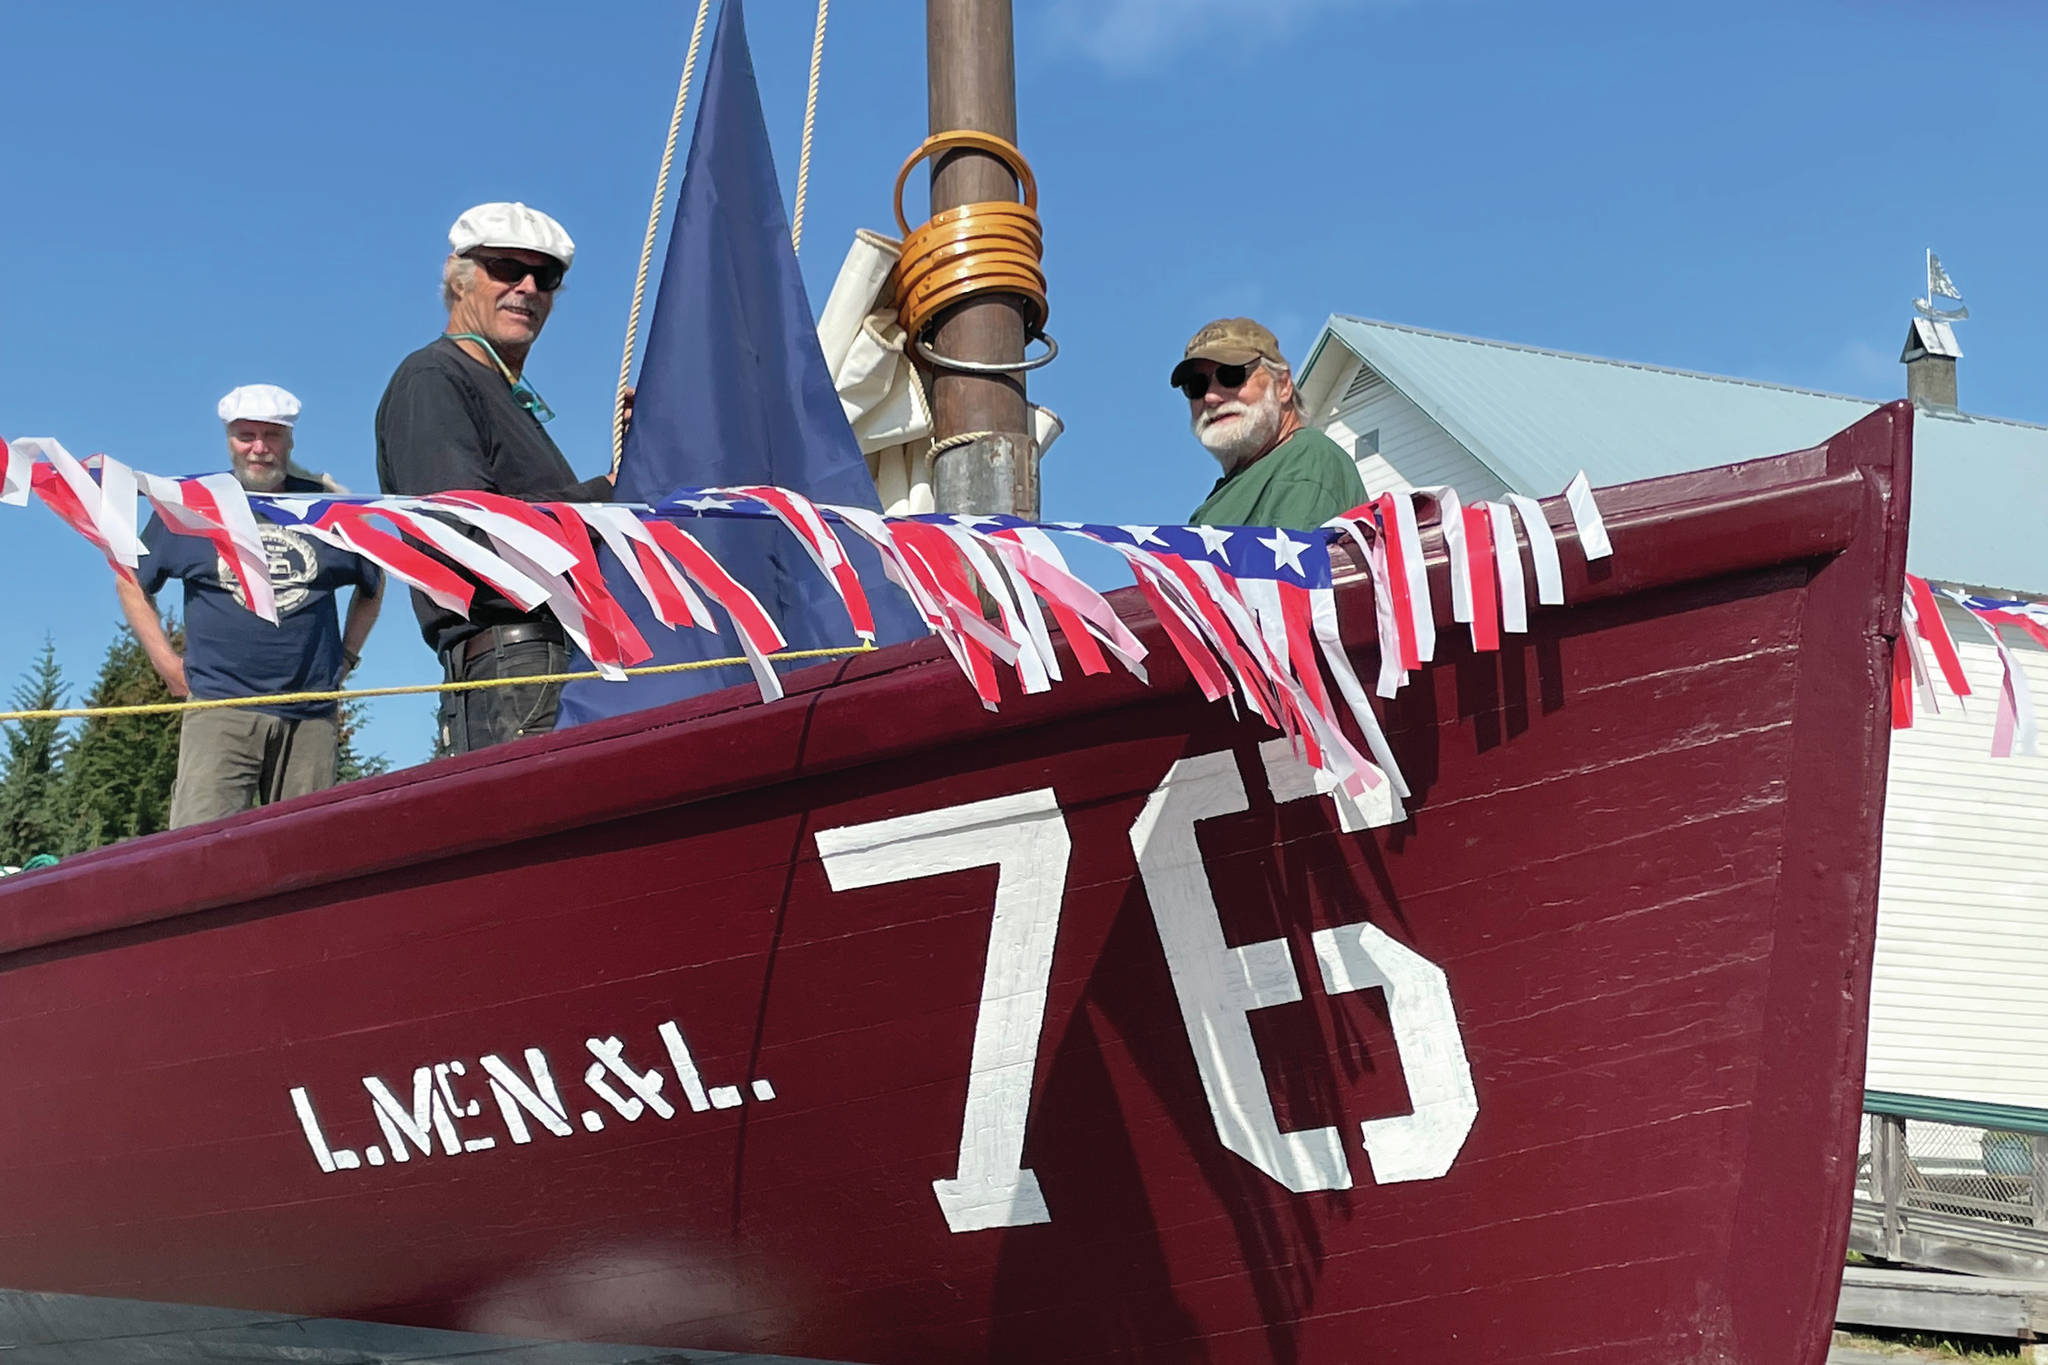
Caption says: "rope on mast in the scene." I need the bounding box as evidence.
[613,0,715,473]
[790,0,831,256]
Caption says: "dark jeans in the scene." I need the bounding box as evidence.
[438,634,568,755]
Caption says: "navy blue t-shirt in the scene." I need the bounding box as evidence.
[137,478,382,720]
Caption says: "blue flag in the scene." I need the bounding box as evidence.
[558,0,921,728]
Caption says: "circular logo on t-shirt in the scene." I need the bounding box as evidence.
[217,526,320,616]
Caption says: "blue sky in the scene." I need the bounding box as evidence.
[5,0,2044,768]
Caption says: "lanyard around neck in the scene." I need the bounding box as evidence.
[443,332,555,424]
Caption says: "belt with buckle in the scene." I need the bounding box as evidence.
[454,621,563,666]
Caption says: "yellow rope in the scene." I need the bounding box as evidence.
[0,645,875,724]
[614,0,715,473]
[789,0,830,255]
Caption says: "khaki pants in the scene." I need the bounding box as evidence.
[168,708,339,829]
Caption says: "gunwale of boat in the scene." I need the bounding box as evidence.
[0,405,1906,965]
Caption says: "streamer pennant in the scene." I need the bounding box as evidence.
[1885,577,2048,759]
[3,440,1626,803]
[1949,591,2048,758]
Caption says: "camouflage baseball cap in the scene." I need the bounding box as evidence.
[1169,317,1287,387]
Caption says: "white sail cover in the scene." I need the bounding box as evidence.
[818,229,1060,516]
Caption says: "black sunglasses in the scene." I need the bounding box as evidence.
[469,253,566,292]
[1177,362,1253,401]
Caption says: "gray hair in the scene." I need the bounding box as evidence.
[441,254,477,312]
[1262,359,1309,418]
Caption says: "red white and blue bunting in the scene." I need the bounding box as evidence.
[1895,572,2048,758]
[3,434,1623,803]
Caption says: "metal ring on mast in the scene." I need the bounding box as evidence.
[915,331,1059,374]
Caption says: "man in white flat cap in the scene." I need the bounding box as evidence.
[375,201,616,755]
[118,385,384,827]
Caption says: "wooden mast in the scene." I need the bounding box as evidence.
[924,0,1037,517]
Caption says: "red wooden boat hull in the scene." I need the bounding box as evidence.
[0,405,1911,1363]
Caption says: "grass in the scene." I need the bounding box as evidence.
[1836,1328,2027,1360]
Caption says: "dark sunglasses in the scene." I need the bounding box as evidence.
[1177,362,1253,401]
[469,253,565,292]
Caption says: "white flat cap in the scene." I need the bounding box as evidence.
[449,201,575,268]
[218,384,301,427]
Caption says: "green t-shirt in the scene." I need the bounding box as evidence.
[1188,428,1369,530]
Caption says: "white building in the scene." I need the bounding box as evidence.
[1297,314,2048,1108]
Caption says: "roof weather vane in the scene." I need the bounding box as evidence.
[1915,249,1969,324]
[1902,249,1966,405]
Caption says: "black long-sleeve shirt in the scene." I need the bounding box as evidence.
[375,337,611,651]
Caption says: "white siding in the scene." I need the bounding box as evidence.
[1295,336,2048,1109]
[1868,611,2048,1107]
[1315,358,1510,503]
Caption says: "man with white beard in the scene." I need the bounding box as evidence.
[119,385,383,827]
[1172,317,1366,530]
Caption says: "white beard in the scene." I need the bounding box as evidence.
[1193,388,1283,472]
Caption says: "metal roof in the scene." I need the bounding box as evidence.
[1308,315,2048,595]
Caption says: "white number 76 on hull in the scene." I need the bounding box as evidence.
[816,755,1478,1233]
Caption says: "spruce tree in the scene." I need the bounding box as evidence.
[335,698,389,783]
[0,639,70,865]
[57,623,183,852]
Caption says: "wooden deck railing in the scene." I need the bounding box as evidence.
[1855,1091,2048,1279]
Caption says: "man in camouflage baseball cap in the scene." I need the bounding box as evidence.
[1171,317,1366,530]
